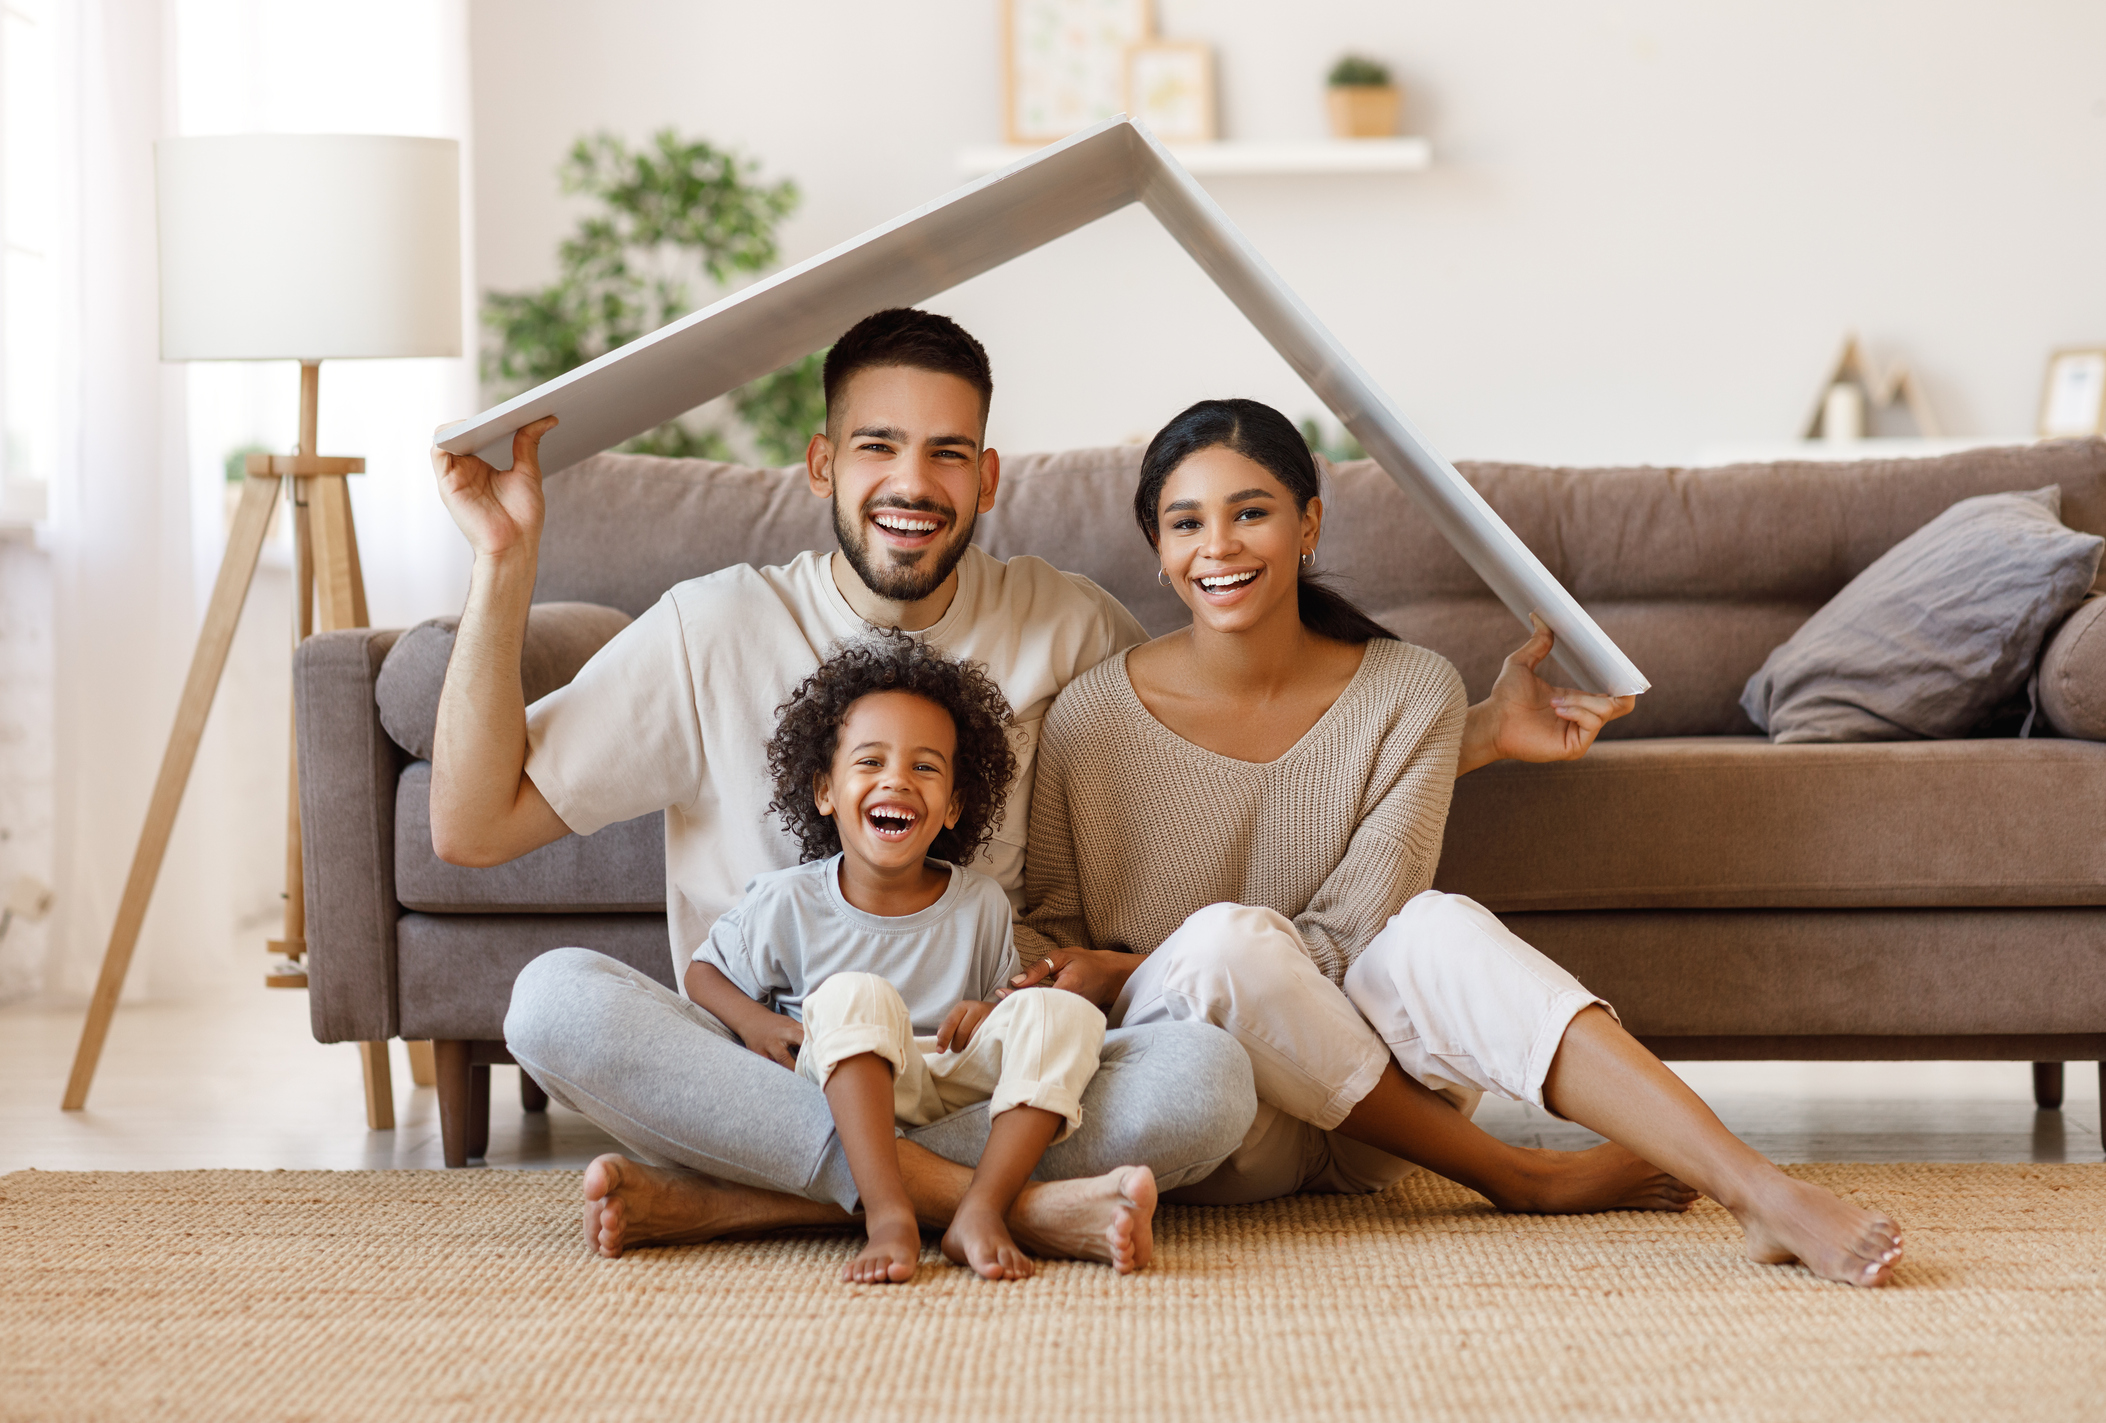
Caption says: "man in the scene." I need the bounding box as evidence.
[430,310,1254,1266]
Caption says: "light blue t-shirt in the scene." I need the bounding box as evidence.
[692,855,1021,1035]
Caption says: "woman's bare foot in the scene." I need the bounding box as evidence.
[845,1206,922,1284]
[581,1153,846,1258]
[1007,1165,1157,1274]
[1731,1171,1903,1287]
[1484,1142,1699,1215]
[941,1200,1034,1280]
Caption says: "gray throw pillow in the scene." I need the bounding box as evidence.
[1742,486,2104,742]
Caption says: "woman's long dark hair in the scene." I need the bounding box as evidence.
[1134,398,1397,645]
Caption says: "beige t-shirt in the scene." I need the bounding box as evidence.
[524,544,1147,984]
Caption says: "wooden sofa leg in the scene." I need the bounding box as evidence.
[2033,1062,2065,1111]
[469,1064,492,1160]
[520,1070,549,1113]
[435,1040,473,1168]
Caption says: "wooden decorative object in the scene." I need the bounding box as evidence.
[1125,40,1216,144]
[1004,0,1154,144]
[1801,334,1941,440]
[1327,85,1401,139]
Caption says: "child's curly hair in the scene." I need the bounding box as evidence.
[766,630,1019,866]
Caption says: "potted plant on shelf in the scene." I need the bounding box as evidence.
[1326,55,1399,139]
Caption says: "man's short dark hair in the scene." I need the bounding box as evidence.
[822,308,993,437]
[766,629,1018,866]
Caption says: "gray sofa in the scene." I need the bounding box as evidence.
[295,438,2106,1165]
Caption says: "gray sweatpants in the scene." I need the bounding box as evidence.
[504,946,1257,1212]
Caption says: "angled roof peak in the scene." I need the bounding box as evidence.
[438,117,1645,695]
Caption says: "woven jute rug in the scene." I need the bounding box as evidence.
[4,1163,2102,1422]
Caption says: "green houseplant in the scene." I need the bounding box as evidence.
[482,130,826,464]
[1325,55,1400,139]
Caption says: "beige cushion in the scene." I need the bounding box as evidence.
[2040,594,2106,740]
[374,601,632,760]
[1435,736,2106,911]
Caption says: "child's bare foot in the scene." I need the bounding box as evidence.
[1732,1171,1903,1287]
[941,1201,1035,1280]
[1485,1143,1699,1215]
[845,1206,922,1284]
[1007,1165,1157,1274]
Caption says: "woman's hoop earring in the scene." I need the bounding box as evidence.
[1157,568,1173,587]
[1300,550,1315,569]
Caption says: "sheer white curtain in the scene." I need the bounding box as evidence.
[43,0,476,1001]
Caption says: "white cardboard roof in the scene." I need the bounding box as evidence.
[436,118,1647,695]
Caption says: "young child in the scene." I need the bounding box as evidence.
[684,632,1154,1283]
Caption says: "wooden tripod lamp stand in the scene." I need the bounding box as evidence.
[62,135,461,1128]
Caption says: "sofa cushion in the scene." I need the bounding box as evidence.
[2040,594,2106,740]
[1333,439,2106,736]
[1434,736,2106,911]
[530,440,2106,735]
[375,602,632,759]
[393,760,665,913]
[1740,487,2104,741]
[396,914,674,1041]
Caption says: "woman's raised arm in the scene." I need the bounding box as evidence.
[1455,615,1636,776]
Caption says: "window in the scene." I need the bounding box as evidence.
[1,0,56,524]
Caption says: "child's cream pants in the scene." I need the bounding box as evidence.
[796,973,1106,1141]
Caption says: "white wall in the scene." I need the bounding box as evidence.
[470,0,2106,466]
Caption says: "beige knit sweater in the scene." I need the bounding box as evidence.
[1016,638,1468,986]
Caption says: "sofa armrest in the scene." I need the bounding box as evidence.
[2041,594,2106,740]
[295,627,405,1043]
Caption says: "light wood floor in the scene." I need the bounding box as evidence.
[3,985,2098,1173]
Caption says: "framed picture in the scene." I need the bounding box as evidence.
[2040,349,2106,438]
[1125,40,1216,143]
[1004,0,1154,145]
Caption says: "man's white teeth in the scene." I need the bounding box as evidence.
[1199,570,1258,590]
[874,512,939,534]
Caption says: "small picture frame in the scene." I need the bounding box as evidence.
[1125,40,1216,144]
[1004,0,1155,145]
[2040,349,2106,438]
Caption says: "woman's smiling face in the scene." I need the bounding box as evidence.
[1154,445,1322,636]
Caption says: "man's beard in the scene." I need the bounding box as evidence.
[833,491,977,605]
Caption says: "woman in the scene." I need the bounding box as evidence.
[1012,398,1903,1287]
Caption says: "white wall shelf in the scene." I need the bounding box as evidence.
[956,137,1431,178]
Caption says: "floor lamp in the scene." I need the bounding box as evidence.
[62,135,462,1130]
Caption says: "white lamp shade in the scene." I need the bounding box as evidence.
[156,134,462,361]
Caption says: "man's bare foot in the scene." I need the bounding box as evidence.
[941,1200,1034,1280]
[581,1153,846,1258]
[1731,1171,1903,1287]
[845,1206,922,1284]
[1484,1142,1699,1215]
[1007,1165,1157,1274]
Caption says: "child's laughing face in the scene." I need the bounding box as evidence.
[813,691,962,874]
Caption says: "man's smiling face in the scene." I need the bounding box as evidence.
[807,364,999,606]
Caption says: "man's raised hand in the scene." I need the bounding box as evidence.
[430,414,558,561]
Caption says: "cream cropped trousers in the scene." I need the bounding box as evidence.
[795,972,1108,1142]
[1113,891,1610,1205]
